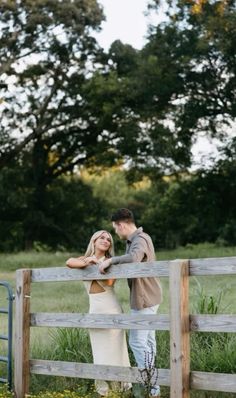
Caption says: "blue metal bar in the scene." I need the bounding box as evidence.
[0,308,8,314]
[0,281,15,390]
[0,356,8,362]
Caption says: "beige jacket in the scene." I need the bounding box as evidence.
[111,227,162,310]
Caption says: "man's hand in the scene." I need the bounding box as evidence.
[98,258,112,274]
[85,256,98,265]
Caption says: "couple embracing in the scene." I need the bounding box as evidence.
[66,208,162,397]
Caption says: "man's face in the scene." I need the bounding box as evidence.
[112,221,126,239]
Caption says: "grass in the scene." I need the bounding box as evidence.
[156,241,236,260]
[0,243,236,397]
[0,250,71,272]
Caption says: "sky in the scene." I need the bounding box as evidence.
[95,0,165,51]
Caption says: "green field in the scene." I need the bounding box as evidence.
[0,244,236,397]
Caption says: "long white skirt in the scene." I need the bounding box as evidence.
[89,287,131,396]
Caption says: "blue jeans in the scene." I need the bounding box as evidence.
[129,305,160,396]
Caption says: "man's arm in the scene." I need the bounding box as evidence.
[112,238,147,264]
[99,237,147,273]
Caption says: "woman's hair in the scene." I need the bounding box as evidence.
[84,230,114,258]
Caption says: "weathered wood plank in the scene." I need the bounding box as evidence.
[30,313,170,330]
[30,257,236,283]
[191,371,236,392]
[190,257,236,275]
[31,261,169,282]
[14,269,31,398]
[190,315,236,333]
[169,260,190,398]
[30,359,170,386]
[30,313,236,333]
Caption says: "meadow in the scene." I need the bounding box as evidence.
[0,243,236,397]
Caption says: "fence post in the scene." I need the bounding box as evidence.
[14,269,31,398]
[169,260,190,398]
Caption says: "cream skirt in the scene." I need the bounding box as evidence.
[89,287,131,396]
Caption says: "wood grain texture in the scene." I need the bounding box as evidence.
[30,312,170,330]
[31,261,169,282]
[14,269,31,398]
[30,256,236,284]
[191,371,236,392]
[190,256,236,275]
[190,314,236,332]
[169,260,190,398]
[30,359,170,386]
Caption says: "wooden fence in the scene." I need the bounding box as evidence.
[14,257,236,398]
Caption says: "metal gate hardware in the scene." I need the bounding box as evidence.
[0,281,15,390]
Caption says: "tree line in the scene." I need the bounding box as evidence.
[0,0,236,252]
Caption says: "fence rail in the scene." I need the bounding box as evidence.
[14,257,236,398]
[30,313,236,332]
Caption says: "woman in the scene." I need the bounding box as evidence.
[66,230,131,397]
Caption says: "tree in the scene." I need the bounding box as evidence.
[137,136,236,249]
[0,0,106,170]
[94,0,236,177]
[143,0,236,163]
[0,0,110,247]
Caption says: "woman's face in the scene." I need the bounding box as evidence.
[94,232,112,253]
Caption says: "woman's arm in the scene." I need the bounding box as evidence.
[66,256,98,268]
[66,257,115,285]
[66,256,87,268]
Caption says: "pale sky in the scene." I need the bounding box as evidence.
[95,0,165,50]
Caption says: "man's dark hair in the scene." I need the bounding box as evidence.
[111,208,135,223]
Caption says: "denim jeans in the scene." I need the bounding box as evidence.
[129,305,160,396]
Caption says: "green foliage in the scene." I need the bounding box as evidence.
[30,329,94,396]
[192,278,229,315]
[137,145,236,248]
[0,385,13,398]
[0,170,107,251]
[190,283,236,380]
[84,169,136,210]
[1,0,236,254]
[49,328,92,363]
[146,0,236,142]
[191,331,236,374]
[0,384,132,398]
[0,0,114,251]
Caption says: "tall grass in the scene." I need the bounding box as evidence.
[30,329,94,396]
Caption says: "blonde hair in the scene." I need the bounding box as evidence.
[84,230,114,258]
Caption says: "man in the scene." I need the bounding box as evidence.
[99,208,162,398]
